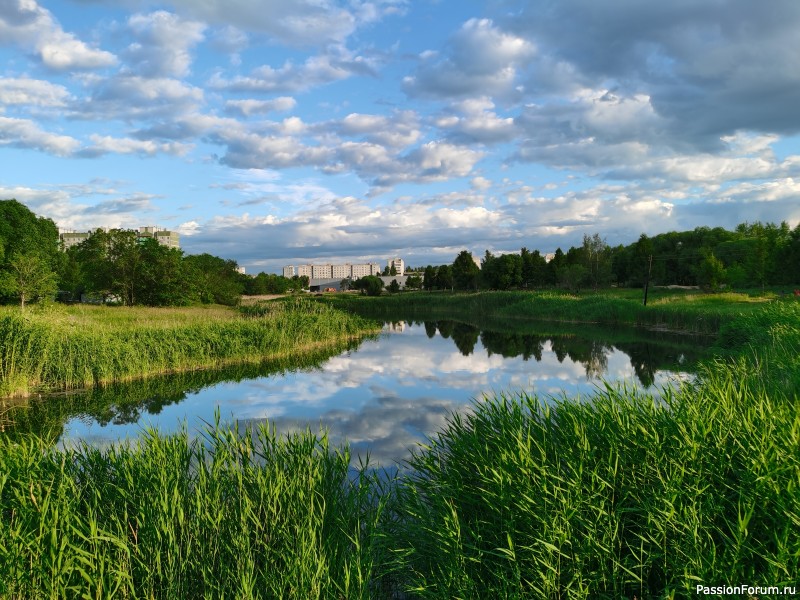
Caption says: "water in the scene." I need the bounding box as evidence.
[11,320,707,467]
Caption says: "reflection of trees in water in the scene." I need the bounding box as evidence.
[451,322,480,356]
[480,330,544,362]
[427,320,703,387]
[424,321,437,339]
[549,336,610,380]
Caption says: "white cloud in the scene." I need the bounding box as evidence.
[209,45,378,93]
[404,18,534,99]
[124,11,206,78]
[224,97,297,116]
[0,0,117,70]
[0,77,70,106]
[82,134,192,157]
[0,116,79,156]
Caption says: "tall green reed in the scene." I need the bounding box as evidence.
[0,420,391,599]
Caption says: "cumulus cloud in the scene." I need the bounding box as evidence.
[0,116,80,156]
[80,134,193,157]
[0,0,117,70]
[209,45,378,93]
[73,76,204,121]
[224,97,297,116]
[0,77,70,106]
[501,0,800,142]
[403,18,534,99]
[124,11,206,78]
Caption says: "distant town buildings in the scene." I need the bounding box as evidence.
[388,257,405,275]
[59,226,180,250]
[283,261,383,280]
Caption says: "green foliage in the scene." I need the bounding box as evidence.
[0,299,379,398]
[0,252,58,308]
[452,250,480,291]
[184,253,244,306]
[0,421,390,599]
[387,279,401,294]
[352,275,384,296]
[2,297,798,598]
[0,200,60,305]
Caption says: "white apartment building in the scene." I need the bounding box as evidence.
[388,257,405,275]
[58,226,180,251]
[351,263,381,278]
[331,264,352,279]
[311,264,333,278]
[285,261,386,279]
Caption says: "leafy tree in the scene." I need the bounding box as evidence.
[435,265,454,291]
[423,266,436,291]
[184,253,244,306]
[405,274,423,290]
[0,252,58,308]
[560,264,588,293]
[387,279,401,293]
[452,250,480,291]
[696,251,727,292]
[352,275,384,296]
[583,233,612,291]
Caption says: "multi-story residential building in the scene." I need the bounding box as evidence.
[311,264,333,279]
[387,257,405,275]
[59,231,91,250]
[287,261,386,280]
[59,226,180,250]
[350,263,381,278]
[331,264,352,279]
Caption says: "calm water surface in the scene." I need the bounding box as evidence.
[17,321,705,466]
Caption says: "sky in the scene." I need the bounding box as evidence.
[2,0,800,273]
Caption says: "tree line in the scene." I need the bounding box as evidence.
[0,199,304,308]
[420,223,800,293]
[3,198,799,307]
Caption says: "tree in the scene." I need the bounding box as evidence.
[581,233,613,290]
[452,251,480,291]
[0,252,57,309]
[405,274,423,290]
[352,275,384,296]
[435,265,454,291]
[423,266,436,291]
[184,253,244,306]
[696,251,727,292]
[387,279,400,294]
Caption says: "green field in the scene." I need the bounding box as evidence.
[0,298,380,399]
[1,292,798,598]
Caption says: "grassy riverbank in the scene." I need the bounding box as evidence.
[322,289,775,337]
[0,298,379,398]
[1,293,798,598]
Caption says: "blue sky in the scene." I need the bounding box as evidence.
[2,0,800,273]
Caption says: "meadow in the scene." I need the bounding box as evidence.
[1,291,798,598]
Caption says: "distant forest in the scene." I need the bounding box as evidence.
[1,198,799,307]
[418,223,800,293]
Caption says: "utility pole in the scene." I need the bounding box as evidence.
[643,254,653,306]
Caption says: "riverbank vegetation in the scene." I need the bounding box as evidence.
[0,298,379,399]
[1,293,797,598]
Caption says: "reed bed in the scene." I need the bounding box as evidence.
[1,296,797,598]
[0,298,379,398]
[0,421,391,599]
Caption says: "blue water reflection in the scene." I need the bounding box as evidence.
[57,321,698,466]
